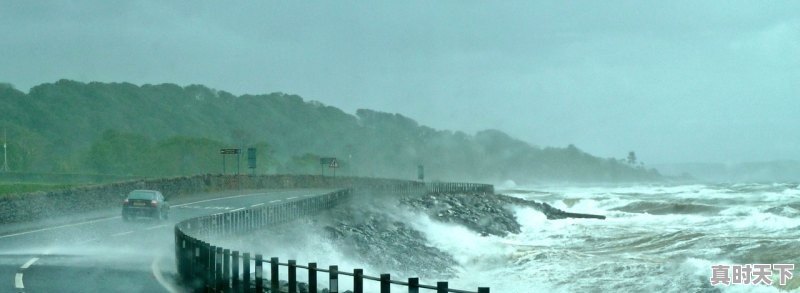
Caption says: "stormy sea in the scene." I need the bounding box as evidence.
[231,183,800,292]
[441,183,800,292]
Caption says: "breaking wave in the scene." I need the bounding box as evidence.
[414,183,800,292]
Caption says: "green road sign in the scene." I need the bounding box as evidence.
[247,148,256,169]
[220,148,240,155]
[320,157,335,165]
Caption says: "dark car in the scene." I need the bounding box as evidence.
[121,190,170,221]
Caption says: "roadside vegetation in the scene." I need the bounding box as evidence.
[0,182,77,198]
[0,80,661,183]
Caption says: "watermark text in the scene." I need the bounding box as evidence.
[710,264,794,286]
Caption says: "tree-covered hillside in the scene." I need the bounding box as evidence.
[0,80,660,183]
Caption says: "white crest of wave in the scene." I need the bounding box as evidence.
[409,212,512,265]
[499,179,517,189]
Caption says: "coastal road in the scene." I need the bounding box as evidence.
[0,189,331,293]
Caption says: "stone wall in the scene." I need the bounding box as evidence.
[0,174,486,224]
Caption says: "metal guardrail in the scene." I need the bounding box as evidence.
[425,182,493,194]
[175,180,493,292]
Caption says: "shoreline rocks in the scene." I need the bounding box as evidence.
[400,192,521,237]
[307,190,606,279]
[494,193,607,220]
[316,204,460,278]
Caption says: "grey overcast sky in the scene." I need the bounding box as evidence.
[1,1,798,164]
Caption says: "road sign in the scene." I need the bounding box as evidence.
[220,148,241,175]
[220,148,240,155]
[247,148,256,169]
[320,157,335,165]
[329,158,339,168]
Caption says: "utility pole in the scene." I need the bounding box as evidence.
[2,127,9,172]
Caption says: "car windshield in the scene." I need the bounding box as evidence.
[128,191,155,200]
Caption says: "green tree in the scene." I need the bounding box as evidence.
[86,130,152,175]
[627,151,637,165]
[148,136,222,176]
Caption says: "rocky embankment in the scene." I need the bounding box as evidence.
[493,193,607,220]
[315,191,605,279]
[319,205,460,278]
[400,192,521,237]
[400,192,605,237]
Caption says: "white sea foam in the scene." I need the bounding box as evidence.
[410,213,512,266]
[498,179,517,189]
[433,183,800,292]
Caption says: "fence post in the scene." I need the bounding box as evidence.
[478,287,490,293]
[246,210,252,230]
[350,268,362,293]
[288,260,297,293]
[217,215,222,235]
[232,211,237,233]
[216,247,223,291]
[223,249,231,290]
[177,233,187,281]
[309,262,317,293]
[175,232,184,280]
[243,253,251,293]
[205,244,213,291]
[380,274,390,293]
[255,254,263,292]
[198,242,205,290]
[181,233,188,280]
[193,239,201,291]
[224,214,229,236]
[329,265,338,293]
[271,257,279,293]
[408,277,419,293]
[232,251,240,293]
[437,282,448,293]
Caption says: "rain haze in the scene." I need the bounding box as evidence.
[3,2,800,293]
[2,1,798,165]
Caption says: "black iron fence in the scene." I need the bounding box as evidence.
[175,180,494,292]
[425,182,493,194]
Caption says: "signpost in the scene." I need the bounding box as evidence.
[247,148,256,175]
[220,148,241,175]
[329,158,339,177]
[319,157,337,177]
[1,128,8,172]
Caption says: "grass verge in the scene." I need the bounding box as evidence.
[0,183,77,198]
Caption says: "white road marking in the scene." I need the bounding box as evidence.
[14,273,23,289]
[231,207,245,212]
[21,258,39,269]
[145,224,168,230]
[250,203,264,208]
[111,231,134,237]
[14,258,39,289]
[151,255,180,293]
[179,205,235,210]
[171,192,268,207]
[269,200,282,203]
[287,196,298,200]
